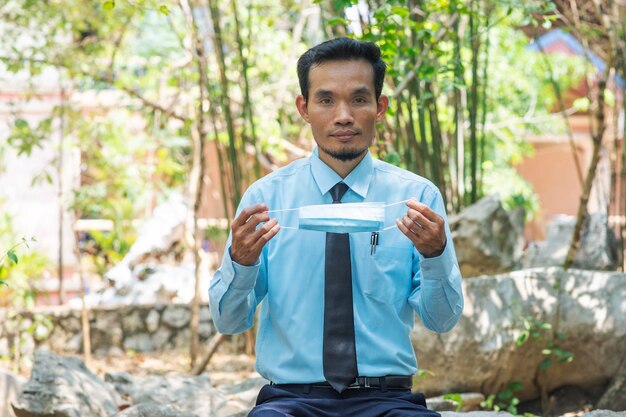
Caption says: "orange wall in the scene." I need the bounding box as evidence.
[516,140,590,241]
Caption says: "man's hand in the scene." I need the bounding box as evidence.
[396,198,447,258]
[230,204,280,266]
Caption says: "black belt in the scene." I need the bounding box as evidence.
[271,375,413,393]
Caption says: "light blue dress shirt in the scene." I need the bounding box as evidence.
[209,149,464,384]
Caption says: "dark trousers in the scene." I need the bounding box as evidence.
[248,384,441,417]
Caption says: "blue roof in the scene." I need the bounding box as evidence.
[527,28,624,89]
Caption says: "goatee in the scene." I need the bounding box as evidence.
[320,145,368,162]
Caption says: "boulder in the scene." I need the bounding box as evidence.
[114,404,197,417]
[428,393,485,412]
[522,213,619,270]
[449,195,525,277]
[440,413,514,417]
[11,350,120,417]
[104,372,256,417]
[411,268,626,402]
[597,357,626,410]
[1,369,24,417]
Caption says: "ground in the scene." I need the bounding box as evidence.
[7,345,259,387]
[4,347,599,416]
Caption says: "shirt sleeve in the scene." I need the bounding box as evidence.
[408,187,464,333]
[209,188,269,335]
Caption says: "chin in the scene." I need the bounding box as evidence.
[322,145,368,162]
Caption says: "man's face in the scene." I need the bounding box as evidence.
[296,59,388,166]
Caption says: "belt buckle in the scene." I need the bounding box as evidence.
[355,377,370,388]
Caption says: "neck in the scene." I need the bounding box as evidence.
[319,151,367,178]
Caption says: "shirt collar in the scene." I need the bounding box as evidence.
[310,147,373,199]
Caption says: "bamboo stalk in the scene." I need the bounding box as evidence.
[231,0,261,179]
[468,0,480,203]
[207,0,242,209]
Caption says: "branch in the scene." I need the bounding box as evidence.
[0,55,190,122]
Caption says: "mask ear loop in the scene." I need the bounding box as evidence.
[263,207,300,230]
[379,199,410,232]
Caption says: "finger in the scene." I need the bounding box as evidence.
[250,218,278,241]
[251,222,281,253]
[401,214,422,236]
[232,204,268,228]
[406,199,440,222]
[238,211,271,236]
[396,218,418,244]
[407,208,431,229]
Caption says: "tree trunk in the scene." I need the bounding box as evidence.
[564,77,608,268]
[184,0,210,369]
[57,83,66,305]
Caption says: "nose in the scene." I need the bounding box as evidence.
[334,101,354,125]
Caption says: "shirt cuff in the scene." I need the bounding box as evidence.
[221,246,261,290]
[419,241,455,281]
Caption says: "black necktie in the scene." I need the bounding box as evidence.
[323,182,358,393]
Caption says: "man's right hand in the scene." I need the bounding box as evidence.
[230,203,280,266]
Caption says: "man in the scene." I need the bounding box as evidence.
[210,38,463,417]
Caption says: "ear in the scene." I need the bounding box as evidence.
[376,94,389,122]
[296,95,310,123]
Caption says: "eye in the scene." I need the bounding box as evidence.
[319,98,332,105]
[354,97,368,104]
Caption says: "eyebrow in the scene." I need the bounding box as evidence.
[313,86,373,98]
[314,89,333,98]
[351,87,372,96]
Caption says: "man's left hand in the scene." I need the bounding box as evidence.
[396,198,447,258]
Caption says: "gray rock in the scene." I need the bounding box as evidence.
[200,306,211,322]
[449,195,525,277]
[123,334,153,352]
[427,397,457,411]
[104,373,248,417]
[162,306,191,329]
[11,350,120,417]
[427,393,485,412]
[411,268,626,402]
[1,369,24,417]
[218,378,267,410]
[114,404,197,417]
[198,322,213,339]
[581,412,626,417]
[597,358,626,410]
[122,309,145,333]
[522,214,619,270]
[440,412,514,417]
[146,310,160,333]
[151,328,172,350]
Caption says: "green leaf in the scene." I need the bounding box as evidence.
[539,358,553,371]
[327,17,348,26]
[103,1,115,9]
[159,5,170,16]
[7,250,18,264]
[391,6,409,18]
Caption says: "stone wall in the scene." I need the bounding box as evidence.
[0,303,215,357]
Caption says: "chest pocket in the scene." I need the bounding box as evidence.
[359,242,414,304]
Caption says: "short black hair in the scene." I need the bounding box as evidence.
[297,37,387,103]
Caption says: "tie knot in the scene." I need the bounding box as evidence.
[330,182,349,203]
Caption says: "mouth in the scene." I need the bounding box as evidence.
[330,130,359,141]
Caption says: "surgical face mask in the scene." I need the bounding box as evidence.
[269,200,406,234]
[299,202,385,233]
